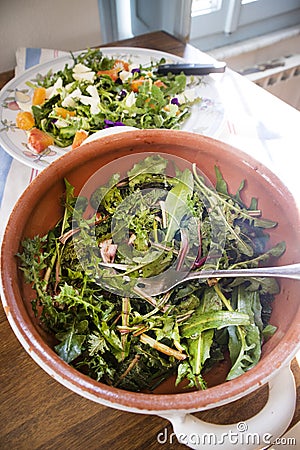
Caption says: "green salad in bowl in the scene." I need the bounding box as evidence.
[18,151,284,392]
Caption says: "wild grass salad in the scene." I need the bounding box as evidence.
[18,155,285,391]
[15,49,201,153]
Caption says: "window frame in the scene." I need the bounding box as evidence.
[189,0,300,50]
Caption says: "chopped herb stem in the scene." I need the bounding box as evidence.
[139,333,187,360]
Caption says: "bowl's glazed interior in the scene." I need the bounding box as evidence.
[2,129,300,413]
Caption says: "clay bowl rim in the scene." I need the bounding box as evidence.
[1,129,300,413]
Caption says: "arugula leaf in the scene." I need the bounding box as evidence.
[100,321,124,362]
[226,286,266,380]
[191,331,214,372]
[55,330,86,363]
[32,95,60,127]
[181,310,250,338]
[229,241,286,270]
[90,173,121,213]
[215,166,229,196]
[127,155,169,187]
[262,324,277,340]
[176,287,223,389]
[164,168,194,242]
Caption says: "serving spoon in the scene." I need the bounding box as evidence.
[134,262,300,297]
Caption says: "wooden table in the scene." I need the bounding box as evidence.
[1,31,299,449]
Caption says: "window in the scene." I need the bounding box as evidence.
[192,0,222,17]
[190,0,300,50]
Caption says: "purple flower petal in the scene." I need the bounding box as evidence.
[131,68,140,74]
[171,97,180,106]
[119,89,127,98]
[104,119,125,128]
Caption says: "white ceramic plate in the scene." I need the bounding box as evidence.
[0,47,225,170]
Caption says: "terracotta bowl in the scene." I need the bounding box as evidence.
[1,129,300,419]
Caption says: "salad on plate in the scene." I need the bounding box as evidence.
[14,48,202,154]
[0,47,225,169]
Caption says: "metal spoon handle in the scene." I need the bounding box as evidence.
[136,262,300,297]
[185,262,300,282]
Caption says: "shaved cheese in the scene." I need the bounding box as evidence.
[61,87,82,108]
[46,77,63,99]
[119,70,132,83]
[125,91,136,108]
[79,84,100,115]
[72,63,95,82]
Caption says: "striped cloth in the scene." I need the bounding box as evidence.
[0,48,67,240]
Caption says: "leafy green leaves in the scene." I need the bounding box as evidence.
[31,49,201,148]
[127,154,168,186]
[55,320,87,363]
[164,168,194,242]
[181,310,250,338]
[225,285,276,380]
[18,157,283,391]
